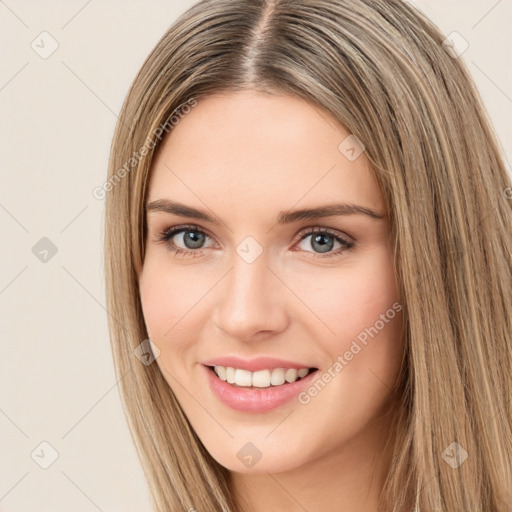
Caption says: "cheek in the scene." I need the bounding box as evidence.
[139,264,203,398]
[293,249,403,394]
[139,260,202,347]
[292,249,400,345]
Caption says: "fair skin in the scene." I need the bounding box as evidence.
[138,90,404,512]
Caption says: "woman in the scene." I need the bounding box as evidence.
[104,0,512,510]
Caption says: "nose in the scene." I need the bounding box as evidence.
[211,253,289,342]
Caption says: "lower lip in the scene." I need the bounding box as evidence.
[203,365,318,413]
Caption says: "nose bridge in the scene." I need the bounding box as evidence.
[212,248,288,340]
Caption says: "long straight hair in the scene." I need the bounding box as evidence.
[104,1,512,510]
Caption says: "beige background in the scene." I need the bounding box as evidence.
[1,1,511,511]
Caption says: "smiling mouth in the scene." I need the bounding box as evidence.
[207,365,318,389]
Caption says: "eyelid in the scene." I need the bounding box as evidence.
[154,223,354,257]
[292,225,355,245]
[153,223,216,245]
[155,224,353,242]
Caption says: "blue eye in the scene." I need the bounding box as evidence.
[296,228,354,258]
[154,224,354,258]
[155,224,212,257]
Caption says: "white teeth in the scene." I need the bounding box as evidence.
[285,368,298,383]
[214,366,226,381]
[252,369,271,388]
[298,368,309,378]
[234,369,252,387]
[212,366,313,388]
[226,366,235,384]
[270,368,285,386]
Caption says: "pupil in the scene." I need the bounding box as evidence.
[312,233,333,253]
[184,231,204,249]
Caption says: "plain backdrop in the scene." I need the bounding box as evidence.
[1,1,511,510]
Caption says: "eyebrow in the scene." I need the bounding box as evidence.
[146,199,386,225]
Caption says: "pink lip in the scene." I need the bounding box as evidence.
[203,364,319,413]
[202,356,315,372]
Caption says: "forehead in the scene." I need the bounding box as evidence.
[147,90,385,219]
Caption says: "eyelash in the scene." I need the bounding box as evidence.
[153,224,355,259]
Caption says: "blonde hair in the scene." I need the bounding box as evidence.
[104,1,512,510]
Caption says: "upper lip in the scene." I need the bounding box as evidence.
[202,356,317,372]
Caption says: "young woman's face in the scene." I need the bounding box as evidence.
[139,90,404,474]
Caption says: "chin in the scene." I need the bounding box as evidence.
[200,433,311,475]
[217,453,303,475]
